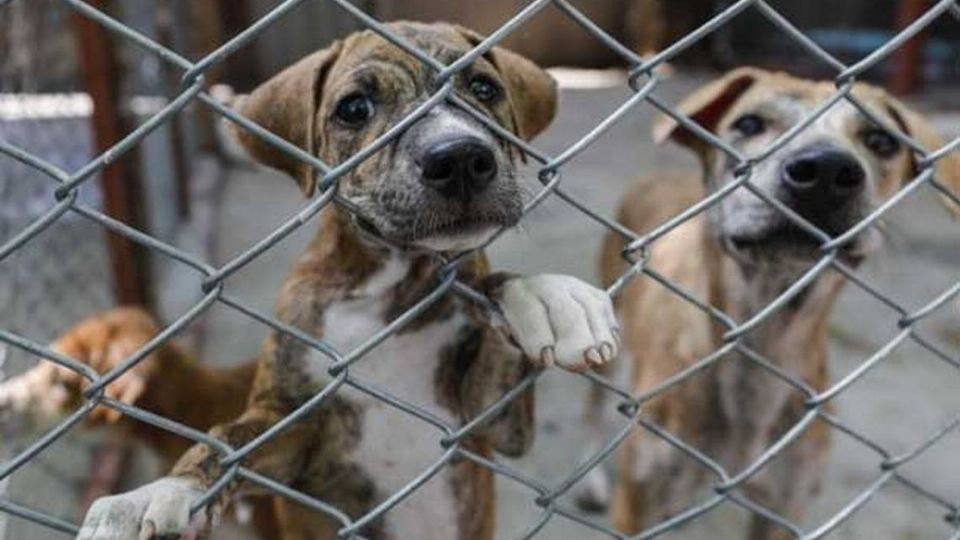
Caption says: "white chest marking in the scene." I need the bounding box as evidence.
[309,256,468,540]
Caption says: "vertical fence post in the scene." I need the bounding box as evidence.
[217,0,259,90]
[155,0,193,220]
[186,0,225,154]
[71,0,153,307]
[71,0,147,519]
[890,0,929,95]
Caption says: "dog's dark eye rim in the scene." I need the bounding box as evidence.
[731,113,766,136]
[467,74,502,103]
[333,92,376,126]
[860,128,901,158]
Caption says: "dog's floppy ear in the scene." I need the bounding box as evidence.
[455,26,558,141]
[491,47,558,140]
[653,67,765,150]
[229,41,343,197]
[883,96,960,213]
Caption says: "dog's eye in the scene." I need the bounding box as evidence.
[731,114,766,137]
[334,93,375,127]
[468,75,501,103]
[861,128,900,158]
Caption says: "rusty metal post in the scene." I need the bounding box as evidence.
[78,443,130,519]
[72,0,152,307]
[187,0,225,153]
[890,0,930,95]
[71,2,146,517]
[155,0,193,219]
[217,0,259,90]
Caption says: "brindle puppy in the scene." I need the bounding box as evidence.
[75,22,619,540]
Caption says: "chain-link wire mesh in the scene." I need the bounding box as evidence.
[1,0,960,539]
[0,0,112,372]
[0,53,114,540]
[0,95,113,357]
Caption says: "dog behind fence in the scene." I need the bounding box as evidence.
[1,1,960,539]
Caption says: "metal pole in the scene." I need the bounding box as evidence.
[71,0,153,307]
[891,0,929,95]
[71,1,145,519]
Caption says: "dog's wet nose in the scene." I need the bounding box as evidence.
[421,137,497,202]
[783,148,865,202]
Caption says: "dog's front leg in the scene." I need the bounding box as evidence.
[459,324,536,456]
[745,404,831,540]
[77,398,314,540]
[0,363,66,422]
[461,273,619,455]
[486,274,620,373]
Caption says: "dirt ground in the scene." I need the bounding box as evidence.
[3,70,959,539]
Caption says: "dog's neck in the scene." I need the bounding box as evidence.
[702,231,844,465]
[704,232,845,359]
[267,207,489,403]
[298,208,399,292]
[277,207,487,328]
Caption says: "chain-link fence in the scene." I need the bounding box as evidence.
[1,0,960,539]
[0,4,118,535]
[0,54,117,540]
[0,94,113,364]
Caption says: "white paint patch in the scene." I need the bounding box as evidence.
[413,225,499,252]
[309,257,468,540]
[548,68,625,89]
[0,93,92,119]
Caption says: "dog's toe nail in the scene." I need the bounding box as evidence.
[138,520,155,540]
[540,346,556,368]
[585,347,604,367]
[600,342,614,361]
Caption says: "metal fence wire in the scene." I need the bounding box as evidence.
[2,0,960,539]
[0,95,113,360]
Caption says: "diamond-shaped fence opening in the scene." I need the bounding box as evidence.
[1,1,959,539]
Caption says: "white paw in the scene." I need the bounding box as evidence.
[0,365,70,422]
[496,274,619,372]
[0,372,36,414]
[575,466,611,513]
[77,477,206,540]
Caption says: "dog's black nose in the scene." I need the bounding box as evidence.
[783,148,865,202]
[421,138,497,202]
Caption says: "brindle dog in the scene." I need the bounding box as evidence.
[75,22,620,540]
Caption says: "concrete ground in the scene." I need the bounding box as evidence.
[3,70,959,539]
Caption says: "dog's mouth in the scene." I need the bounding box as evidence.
[352,209,518,252]
[728,224,819,250]
[726,223,868,263]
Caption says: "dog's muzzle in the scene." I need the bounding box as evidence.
[420,136,498,203]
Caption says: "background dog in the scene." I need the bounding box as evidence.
[74,21,619,540]
[0,308,276,537]
[589,67,960,538]
[0,308,255,465]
